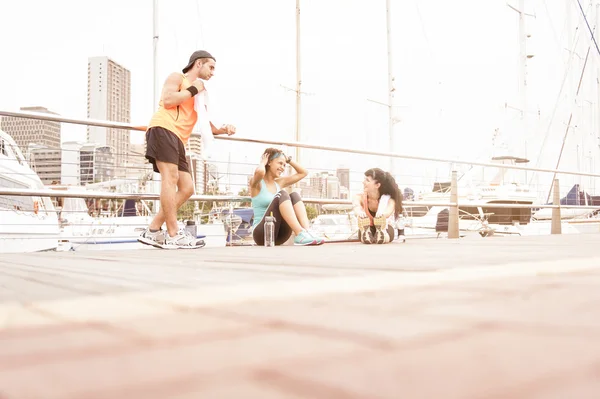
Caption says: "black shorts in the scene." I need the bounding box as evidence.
[145,127,190,174]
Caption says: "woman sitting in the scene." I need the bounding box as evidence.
[352,168,403,244]
[250,148,324,246]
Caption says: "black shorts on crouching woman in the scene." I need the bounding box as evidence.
[253,190,302,246]
[145,126,190,174]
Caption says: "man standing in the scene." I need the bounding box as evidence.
[139,50,236,249]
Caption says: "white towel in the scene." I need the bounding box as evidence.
[376,194,390,217]
[193,82,214,160]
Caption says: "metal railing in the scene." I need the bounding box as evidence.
[2,108,600,241]
[3,109,599,178]
[2,186,600,211]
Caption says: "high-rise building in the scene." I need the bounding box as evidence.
[184,132,206,194]
[339,186,349,200]
[308,173,324,199]
[29,145,61,185]
[125,143,152,185]
[187,132,203,158]
[326,175,340,199]
[0,106,61,152]
[187,155,206,195]
[336,167,350,191]
[205,163,220,194]
[87,56,131,177]
[61,141,85,186]
[61,141,114,185]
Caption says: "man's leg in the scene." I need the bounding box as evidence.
[149,170,194,236]
[149,161,179,237]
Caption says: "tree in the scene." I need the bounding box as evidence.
[177,200,210,223]
[305,204,318,221]
[237,188,251,207]
[177,201,195,221]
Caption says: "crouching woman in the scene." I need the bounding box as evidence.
[352,168,403,244]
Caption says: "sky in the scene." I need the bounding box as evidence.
[1,0,599,197]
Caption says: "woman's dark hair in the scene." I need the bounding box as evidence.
[263,147,287,161]
[262,147,287,171]
[364,168,403,218]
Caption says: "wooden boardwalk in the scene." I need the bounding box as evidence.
[1,233,600,398]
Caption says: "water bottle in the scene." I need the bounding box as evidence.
[185,220,197,238]
[264,213,275,247]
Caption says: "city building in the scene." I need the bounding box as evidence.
[0,106,61,152]
[60,141,114,185]
[28,145,61,185]
[87,56,131,178]
[326,175,341,199]
[336,167,350,190]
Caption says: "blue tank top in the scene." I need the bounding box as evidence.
[251,180,281,226]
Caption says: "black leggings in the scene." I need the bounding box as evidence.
[253,190,302,246]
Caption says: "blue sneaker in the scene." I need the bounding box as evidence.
[293,230,318,246]
[307,230,325,245]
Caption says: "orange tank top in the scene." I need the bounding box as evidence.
[147,74,198,144]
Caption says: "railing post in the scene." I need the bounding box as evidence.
[551,178,562,234]
[448,170,460,239]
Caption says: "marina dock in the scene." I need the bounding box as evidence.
[1,233,599,398]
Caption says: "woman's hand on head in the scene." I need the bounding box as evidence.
[260,154,269,166]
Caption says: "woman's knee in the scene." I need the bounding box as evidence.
[277,190,291,202]
[290,191,302,205]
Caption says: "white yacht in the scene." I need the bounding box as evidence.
[0,129,60,252]
[407,156,539,236]
[311,213,359,241]
[51,185,154,251]
[51,185,228,251]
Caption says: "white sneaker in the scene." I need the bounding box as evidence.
[373,216,390,244]
[358,217,374,244]
[161,229,205,249]
[138,228,165,248]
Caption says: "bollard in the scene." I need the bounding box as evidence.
[551,178,562,234]
[448,170,460,239]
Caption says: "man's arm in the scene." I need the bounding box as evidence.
[160,73,205,109]
[210,122,236,136]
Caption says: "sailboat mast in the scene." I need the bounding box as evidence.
[151,0,161,214]
[515,0,531,190]
[518,0,527,131]
[593,0,600,194]
[153,0,159,109]
[597,0,600,170]
[295,0,301,164]
[386,0,395,174]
